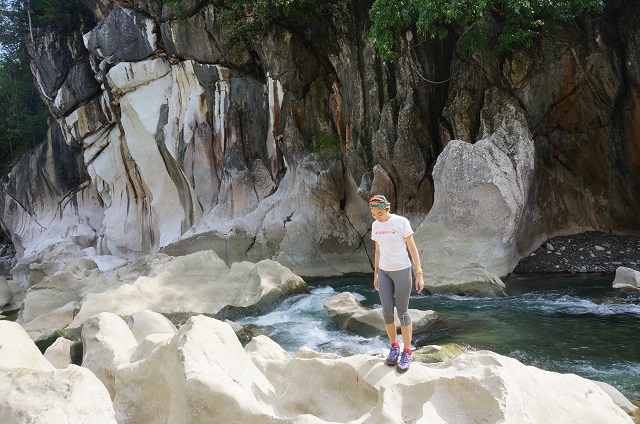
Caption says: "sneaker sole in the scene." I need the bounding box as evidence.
[396,365,410,373]
[385,360,397,366]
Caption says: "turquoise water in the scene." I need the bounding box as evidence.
[239,272,640,400]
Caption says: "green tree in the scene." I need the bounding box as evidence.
[368,0,605,61]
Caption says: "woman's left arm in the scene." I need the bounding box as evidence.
[405,234,424,293]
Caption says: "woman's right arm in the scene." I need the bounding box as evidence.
[373,241,380,291]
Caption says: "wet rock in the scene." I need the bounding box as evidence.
[413,344,466,363]
[322,292,443,337]
[612,266,640,293]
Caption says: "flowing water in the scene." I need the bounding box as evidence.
[239,272,640,400]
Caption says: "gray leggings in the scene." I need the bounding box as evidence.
[377,267,412,326]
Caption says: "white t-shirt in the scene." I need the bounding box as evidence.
[371,213,414,271]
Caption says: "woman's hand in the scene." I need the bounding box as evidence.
[374,275,379,292]
[415,274,424,294]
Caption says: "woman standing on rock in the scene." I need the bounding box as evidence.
[369,194,424,372]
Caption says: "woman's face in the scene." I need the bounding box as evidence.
[370,207,390,222]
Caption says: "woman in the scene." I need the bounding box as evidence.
[369,194,424,372]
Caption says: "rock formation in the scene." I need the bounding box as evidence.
[322,291,443,337]
[0,0,639,294]
[5,314,634,423]
[0,321,116,423]
[16,250,307,347]
[613,266,640,293]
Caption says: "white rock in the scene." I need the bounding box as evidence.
[82,312,139,399]
[106,58,171,94]
[44,337,75,369]
[247,340,633,424]
[22,301,79,341]
[20,262,112,325]
[126,309,176,343]
[595,245,605,251]
[415,89,535,295]
[0,322,116,423]
[612,266,640,290]
[69,250,306,329]
[0,277,12,306]
[113,315,288,423]
[592,380,638,414]
[0,321,54,370]
[322,292,441,337]
[546,242,555,251]
[247,336,378,422]
[88,253,129,273]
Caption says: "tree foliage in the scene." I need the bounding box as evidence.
[368,0,606,61]
[214,0,347,60]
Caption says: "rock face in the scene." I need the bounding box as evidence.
[1,1,640,290]
[415,89,535,295]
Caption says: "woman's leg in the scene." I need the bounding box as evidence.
[377,269,397,343]
[388,267,413,347]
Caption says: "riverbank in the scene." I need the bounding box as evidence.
[514,231,640,273]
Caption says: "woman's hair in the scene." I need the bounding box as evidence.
[369,195,390,209]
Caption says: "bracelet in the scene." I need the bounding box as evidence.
[416,268,423,274]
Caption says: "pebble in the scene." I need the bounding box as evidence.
[514,231,640,273]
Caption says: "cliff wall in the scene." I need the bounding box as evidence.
[1,0,638,290]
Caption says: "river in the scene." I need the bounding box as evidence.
[239,272,640,401]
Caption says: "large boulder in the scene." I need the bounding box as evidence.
[16,250,307,343]
[0,321,116,423]
[612,266,640,293]
[246,335,634,424]
[113,315,289,423]
[19,258,113,324]
[322,292,442,337]
[68,250,308,329]
[4,315,633,424]
[44,337,77,369]
[126,309,177,343]
[415,89,535,296]
[82,312,140,399]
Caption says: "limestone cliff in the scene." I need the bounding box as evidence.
[1,0,638,291]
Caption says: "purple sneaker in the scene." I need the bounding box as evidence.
[397,349,412,373]
[385,344,400,365]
